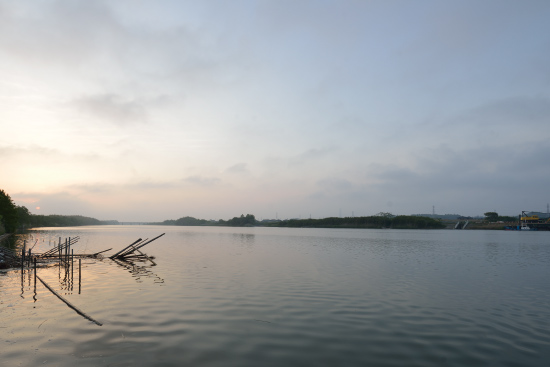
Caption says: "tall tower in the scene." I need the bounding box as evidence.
[432,206,435,216]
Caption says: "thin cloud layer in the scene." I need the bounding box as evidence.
[73,94,148,126]
[1,0,550,221]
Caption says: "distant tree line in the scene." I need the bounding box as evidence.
[483,212,517,222]
[162,214,443,229]
[0,189,18,233]
[24,214,113,227]
[162,214,257,227]
[267,215,445,229]
[222,214,256,227]
[1,188,119,232]
[162,216,211,226]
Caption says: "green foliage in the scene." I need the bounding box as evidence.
[484,212,499,222]
[27,214,102,227]
[0,189,18,233]
[15,206,31,229]
[163,216,210,226]
[390,215,444,229]
[163,214,257,227]
[268,215,445,229]
[223,214,256,227]
[497,215,517,222]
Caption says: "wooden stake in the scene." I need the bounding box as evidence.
[22,240,26,267]
[34,258,37,291]
[71,249,74,291]
[78,258,81,294]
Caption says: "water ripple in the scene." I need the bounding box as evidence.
[2,227,550,366]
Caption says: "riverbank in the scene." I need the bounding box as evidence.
[267,215,446,229]
[440,220,522,230]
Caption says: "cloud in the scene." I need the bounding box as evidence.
[317,177,353,192]
[183,175,221,186]
[12,191,95,217]
[2,1,550,221]
[308,177,366,204]
[353,140,550,215]
[72,94,148,125]
[261,147,338,173]
[367,164,417,183]
[225,163,248,174]
[288,147,337,166]
[451,96,550,130]
[0,1,122,69]
[0,144,58,157]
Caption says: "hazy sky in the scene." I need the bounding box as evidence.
[1,0,550,221]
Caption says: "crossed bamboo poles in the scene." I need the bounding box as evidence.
[109,233,165,264]
[15,233,165,326]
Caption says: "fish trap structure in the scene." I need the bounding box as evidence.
[6,233,166,327]
[109,233,165,265]
[0,234,18,269]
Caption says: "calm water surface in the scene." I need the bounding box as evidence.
[1,226,549,366]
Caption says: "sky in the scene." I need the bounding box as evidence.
[1,0,550,222]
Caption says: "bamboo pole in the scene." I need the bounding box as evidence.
[116,237,151,257]
[34,258,37,293]
[116,238,148,257]
[117,233,165,259]
[131,233,165,253]
[36,274,102,326]
[92,248,112,256]
[78,258,81,295]
[39,253,110,259]
[132,247,156,265]
[42,236,79,256]
[109,238,142,259]
[22,240,26,267]
[116,240,146,258]
[71,249,74,291]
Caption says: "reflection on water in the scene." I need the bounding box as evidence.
[1,226,550,366]
[110,258,165,284]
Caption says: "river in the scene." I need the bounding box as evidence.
[1,226,549,366]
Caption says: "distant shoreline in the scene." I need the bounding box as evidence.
[12,214,530,232]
